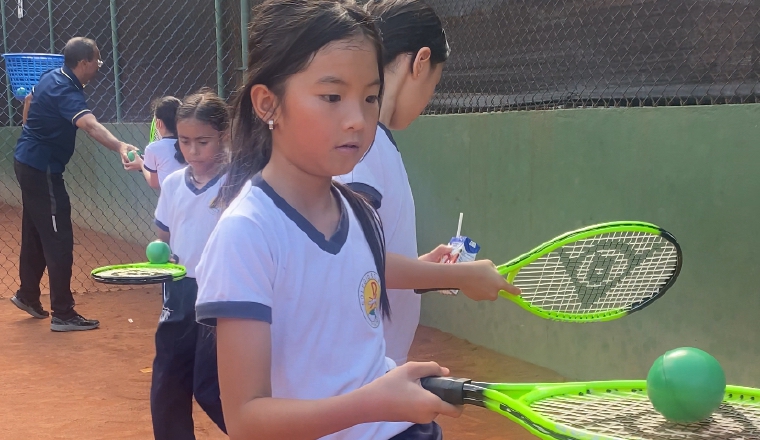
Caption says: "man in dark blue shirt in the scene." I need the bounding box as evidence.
[11,37,139,332]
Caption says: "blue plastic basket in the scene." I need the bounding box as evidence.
[2,53,65,99]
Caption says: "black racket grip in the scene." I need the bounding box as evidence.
[420,376,472,405]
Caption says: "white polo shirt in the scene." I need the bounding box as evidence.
[336,123,419,365]
[143,137,186,187]
[195,174,412,440]
[154,167,224,278]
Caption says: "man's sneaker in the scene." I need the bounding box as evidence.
[50,314,100,332]
[10,294,49,319]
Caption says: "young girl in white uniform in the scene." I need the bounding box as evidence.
[151,90,229,439]
[195,1,518,439]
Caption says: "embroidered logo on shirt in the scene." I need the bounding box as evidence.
[358,271,381,328]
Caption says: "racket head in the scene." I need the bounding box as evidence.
[424,378,760,440]
[496,380,760,440]
[149,117,158,142]
[498,221,682,322]
[90,262,186,285]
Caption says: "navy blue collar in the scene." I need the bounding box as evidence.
[184,167,224,195]
[60,65,84,90]
[252,173,348,255]
[377,122,399,151]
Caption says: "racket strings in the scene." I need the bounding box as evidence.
[513,232,679,313]
[531,390,760,439]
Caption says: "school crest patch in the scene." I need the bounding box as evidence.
[358,271,381,328]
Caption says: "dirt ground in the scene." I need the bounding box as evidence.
[0,288,564,440]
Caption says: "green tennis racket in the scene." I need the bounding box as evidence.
[419,221,681,322]
[91,262,186,285]
[421,377,760,440]
[497,221,681,322]
[149,117,158,143]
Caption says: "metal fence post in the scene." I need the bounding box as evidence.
[47,0,54,53]
[241,0,249,70]
[1,0,15,125]
[214,0,224,99]
[109,0,122,121]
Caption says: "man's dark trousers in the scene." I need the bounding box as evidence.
[14,159,77,319]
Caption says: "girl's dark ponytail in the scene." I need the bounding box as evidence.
[174,140,186,164]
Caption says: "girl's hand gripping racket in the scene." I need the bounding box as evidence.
[499,221,681,322]
[91,262,186,285]
[421,377,760,440]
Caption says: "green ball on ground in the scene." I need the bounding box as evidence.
[146,240,171,264]
[647,347,726,423]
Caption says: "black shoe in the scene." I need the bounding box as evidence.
[50,314,100,332]
[10,294,49,319]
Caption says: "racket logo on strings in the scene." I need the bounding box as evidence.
[554,240,671,310]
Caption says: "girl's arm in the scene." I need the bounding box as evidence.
[386,251,520,300]
[129,152,161,189]
[144,169,160,189]
[217,318,461,440]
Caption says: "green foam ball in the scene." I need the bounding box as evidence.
[647,347,726,423]
[146,240,171,264]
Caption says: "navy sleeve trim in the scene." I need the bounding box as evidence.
[196,301,273,326]
[154,219,170,232]
[143,165,157,173]
[346,182,382,210]
[71,109,92,125]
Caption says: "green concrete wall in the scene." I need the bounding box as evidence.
[395,105,760,387]
[0,124,156,245]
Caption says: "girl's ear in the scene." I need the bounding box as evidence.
[411,47,433,80]
[250,84,281,123]
[155,118,164,131]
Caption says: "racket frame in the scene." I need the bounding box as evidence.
[498,221,682,322]
[423,377,760,440]
[90,262,186,285]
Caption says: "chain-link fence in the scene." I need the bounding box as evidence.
[0,0,247,294]
[428,0,760,113]
[1,0,759,295]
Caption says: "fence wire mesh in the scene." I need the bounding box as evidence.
[1,0,759,295]
[0,0,245,294]
[428,0,760,113]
